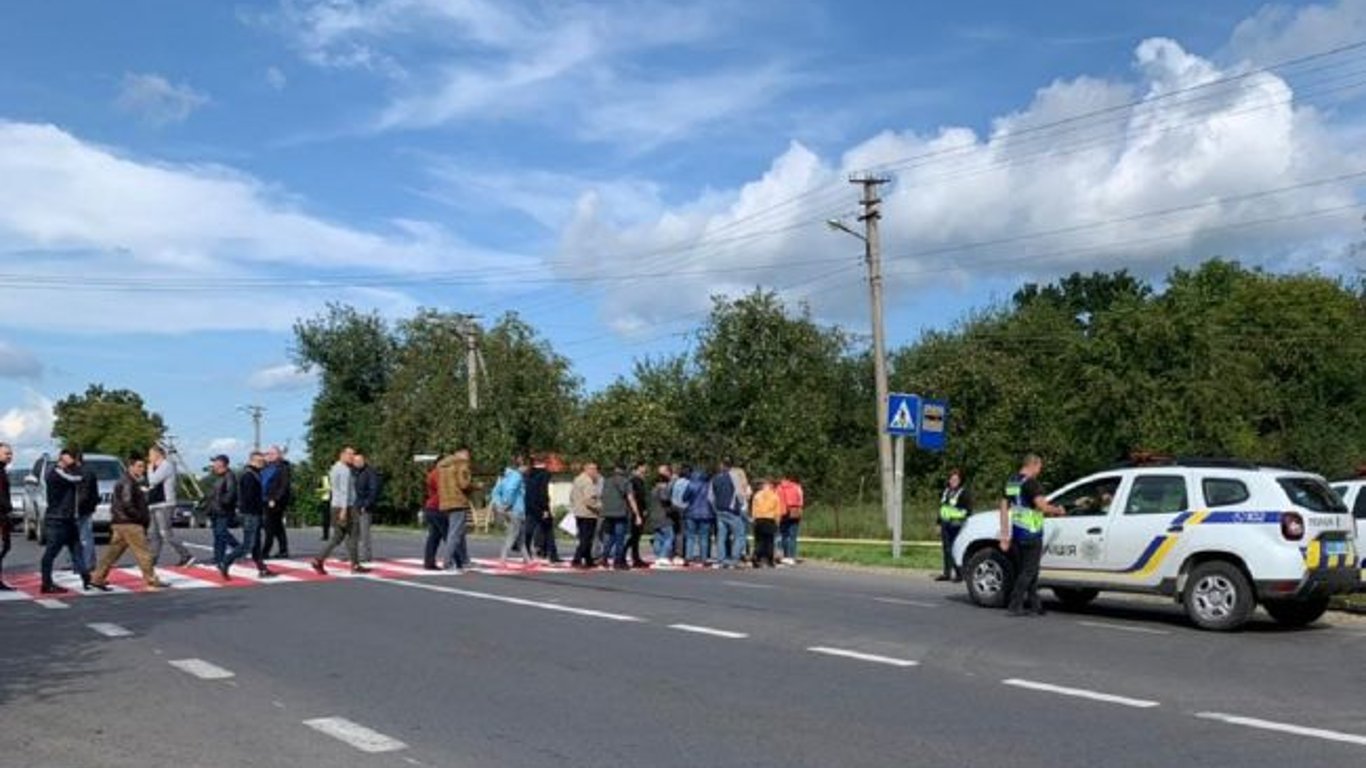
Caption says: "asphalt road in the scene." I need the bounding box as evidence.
[2,526,1365,768]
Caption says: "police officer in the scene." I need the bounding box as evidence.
[935,468,972,582]
[998,454,1064,616]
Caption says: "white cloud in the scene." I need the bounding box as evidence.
[0,391,54,451]
[1226,0,1366,65]
[558,36,1364,331]
[247,363,317,391]
[266,66,289,90]
[115,72,209,126]
[0,341,42,379]
[205,437,248,461]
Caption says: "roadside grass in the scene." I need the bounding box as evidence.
[799,541,942,570]
[1331,591,1366,614]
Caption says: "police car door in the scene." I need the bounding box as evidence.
[1102,472,1193,580]
[1043,474,1126,571]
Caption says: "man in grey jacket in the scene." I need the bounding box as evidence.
[146,444,194,567]
[312,446,368,575]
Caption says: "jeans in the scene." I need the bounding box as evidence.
[148,504,191,563]
[940,523,963,578]
[626,516,645,565]
[652,525,675,561]
[685,518,713,563]
[76,514,96,573]
[670,511,685,558]
[753,519,778,566]
[1007,537,1044,613]
[439,508,469,569]
[226,514,266,572]
[262,505,290,558]
[211,515,239,567]
[599,517,627,566]
[572,517,597,566]
[500,515,532,563]
[423,509,449,568]
[318,507,359,567]
[739,512,752,559]
[356,509,373,562]
[716,510,743,566]
[92,524,159,586]
[42,519,88,586]
[779,518,801,560]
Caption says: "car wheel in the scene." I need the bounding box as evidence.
[1262,596,1330,628]
[1183,561,1254,631]
[1052,587,1100,610]
[965,548,1013,608]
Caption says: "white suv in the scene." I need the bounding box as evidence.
[1328,477,1366,571]
[952,460,1359,631]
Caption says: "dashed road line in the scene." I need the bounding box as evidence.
[35,598,69,610]
[806,646,919,667]
[1077,620,1171,636]
[87,622,133,638]
[668,623,749,639]
[723,580,774,590]
[1196,712,1366,747]
[873,596,938,608]
[370,576,644,622]
[168,658,235,680]
[303,717,408,754]
[1002,678,1159,709]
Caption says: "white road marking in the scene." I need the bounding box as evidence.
[87,622,133,638]
[1077,620,1171,636]
[1002,678,1159,709]
[1196,712,1366,747]
[873,596,938,608]
[369,577,643,622]
[35,598,69,610]
[303,717,408,754]
[668,623,749,639]
[168,658,235,680]
[723,580,774,590]
[806,646,919,667]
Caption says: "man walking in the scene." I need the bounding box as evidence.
[261,445,292,559]
[599,464,632,569]
[1000,454,1064,617]
[313,447,368,575]
[353,451,380,564]
[524,454,558,563]
[777,474,805,565]
[712,461,743,569]
[569,462,602,569]
[936,469,973,582]
[39,449,89,593]
[206,454,239,581]
[74,451,99,574]
[89,454,167,591]
[0,443,14,590]
[435,449,475,573]
[223,452,275,579]
[146,445,194,567]
[495,455,530,566]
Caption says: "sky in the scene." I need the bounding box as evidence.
[3,0,1366,468]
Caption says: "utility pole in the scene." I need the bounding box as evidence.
[237,404,266,452]
[455,315,481,411]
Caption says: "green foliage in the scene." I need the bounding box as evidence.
[51,384,165,459]
[292,303,395,464]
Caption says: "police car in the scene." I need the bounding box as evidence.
[952,459,1359,631]
[1328,475,1366,571]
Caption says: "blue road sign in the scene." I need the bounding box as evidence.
[917,398,949,452]
[886,393,920,437]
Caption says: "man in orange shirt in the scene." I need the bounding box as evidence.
[777,474,804,565]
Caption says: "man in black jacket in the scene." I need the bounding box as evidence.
[223,452,275,579]
[353,452,380,564]
[40,449,90,593]
[0,442,14,590]
[261,446,292,559]
[524,455,558,563]
[90,454,166,591]
[207,454,239,581]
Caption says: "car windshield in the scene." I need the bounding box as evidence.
[7,469,26,486]
[1277,477,1347,513]
[84,460,124,482]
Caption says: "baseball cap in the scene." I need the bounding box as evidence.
[211,454,231,465]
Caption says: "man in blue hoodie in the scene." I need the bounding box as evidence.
[495,455,530,565]
[684,467,714,566]
[712,460,742,569]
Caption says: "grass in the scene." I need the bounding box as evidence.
[799,541,942,570]
[1331,592,1366,613]
[800,501,943,541]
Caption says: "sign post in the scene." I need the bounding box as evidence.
[885,393,919,559]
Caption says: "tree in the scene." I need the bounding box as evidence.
[52,384,166,459]
[292,303,396,465]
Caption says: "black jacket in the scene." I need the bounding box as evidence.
[353,465,380,511]
[78,466,99,518]
[525,467,551,519]
[265,459,292,512]
[207,471,238,518]
[239,468,264,516]
[45,464,82,521]
[110,473,150,527]
[0,464,11,518]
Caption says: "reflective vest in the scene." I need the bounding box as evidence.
[1005,475,1044,538]
[317,473,330,502]
[939,487,967,523]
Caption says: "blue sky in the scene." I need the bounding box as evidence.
[3,0,1365,467]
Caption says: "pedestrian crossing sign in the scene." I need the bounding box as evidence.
[886,393,919,436]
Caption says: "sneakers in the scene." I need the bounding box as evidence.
[780,557,796,566]
[88,582,112,592]
[0,581,13,591]
[258,570,278,579]
[177,554,197,568]
[217,564,232,581]
[144,582,166,592]
[934,574,951,582]
[351,565,371,574]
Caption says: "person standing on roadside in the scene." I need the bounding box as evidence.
[669,464,690,560]
[999,454,1064,617]
[936,469,973,583]
[650,465,675,568]
[684,466,714,566]
[569,462,602,569]
[39,449,90,593]
[729,459,753,561]
[224,452,275,579]
[712,460,742,569]
[750,478,783,568]
[0,443,15,590]
[89,454,167,591]
[206,454,240,580]
[434,449,476,573]
[524,454,558,563]
[777,474,804,565]
[599,464,632,569]
[313,446,368,575]
[146,445,194,567]
[260,446,292,559]
[626,461,650,568]
[353,452,380,564]
[495,455,531,566]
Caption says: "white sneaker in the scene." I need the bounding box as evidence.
[653,560,672,569]
[781,557,796,566]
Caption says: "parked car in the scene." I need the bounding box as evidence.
[6,468,25,530]
[23,453,126,544]
[953,458,1358,631]
[1328,477,1366,570]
